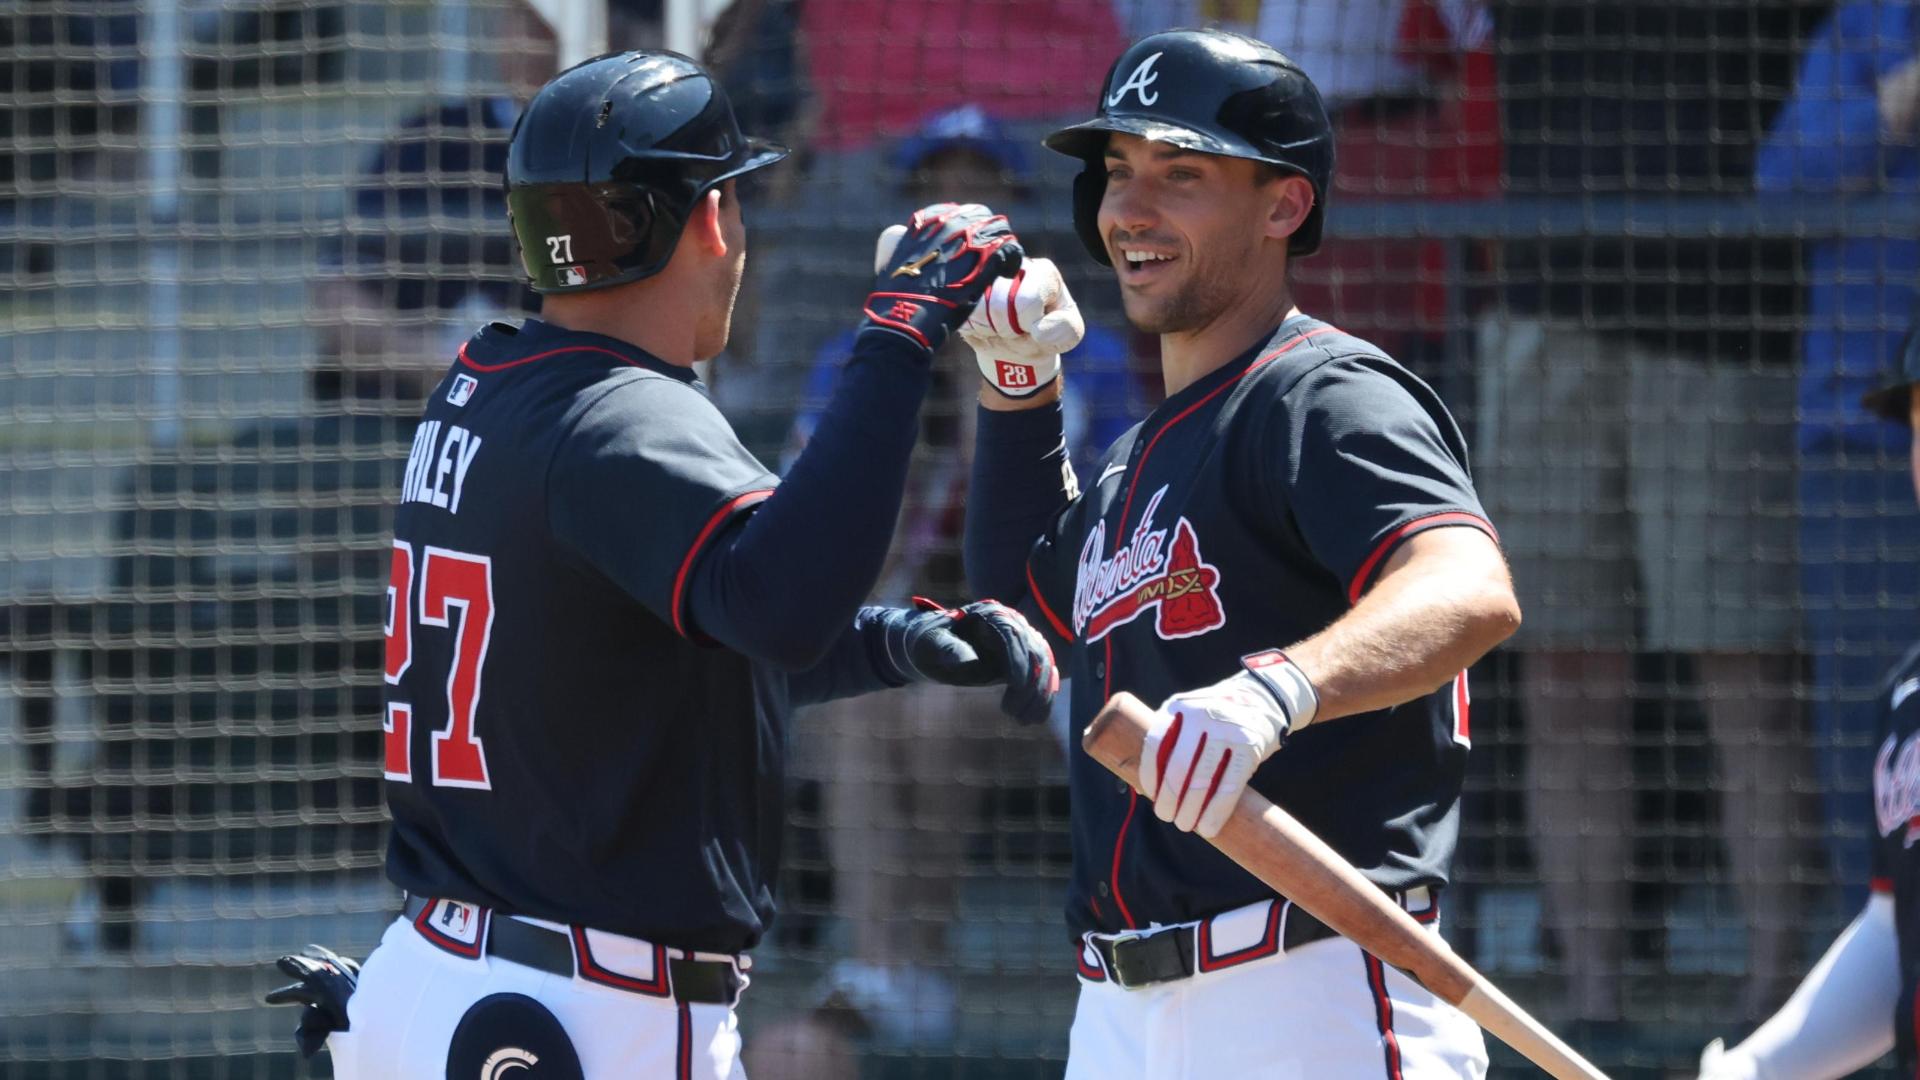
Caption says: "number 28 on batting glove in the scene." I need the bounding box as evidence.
[1140,651,1321,839]
[958,256,1085,399]
[862,203,1023,355]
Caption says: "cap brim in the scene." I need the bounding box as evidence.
[719,137,790,183]
[1042,115,1256,162]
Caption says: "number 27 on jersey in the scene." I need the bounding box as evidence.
[383,540,495,789]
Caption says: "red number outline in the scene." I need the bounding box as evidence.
[419,547,495,789]
[384,702,413,783]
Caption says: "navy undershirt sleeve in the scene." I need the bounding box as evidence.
[683,334,932,670]
[963,400,1075,603]
[785,605,936,707]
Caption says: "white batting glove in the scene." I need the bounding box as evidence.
[958,257,1084,398]
[1695,1039,1761,1080]
[1139,651,1320,839]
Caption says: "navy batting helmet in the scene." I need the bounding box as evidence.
[505,50,788,293]
[1044,29,1335,263]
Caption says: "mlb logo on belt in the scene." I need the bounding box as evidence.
[447,373,479,407]
[431,899,484,948]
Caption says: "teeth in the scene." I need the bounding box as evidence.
[1123,250,1172,264]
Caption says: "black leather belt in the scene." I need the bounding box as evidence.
[1090,904,1338,990]
[402,896,741,1006]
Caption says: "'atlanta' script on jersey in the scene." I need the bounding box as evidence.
[1073,485,1225,643]
[1876,723,1920,849]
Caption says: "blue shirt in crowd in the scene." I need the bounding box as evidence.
[1756,1,1920,454]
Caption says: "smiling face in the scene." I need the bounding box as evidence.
[1096,132,1312,336]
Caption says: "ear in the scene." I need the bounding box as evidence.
[688,188,728,259]
[1262,175,1315,245]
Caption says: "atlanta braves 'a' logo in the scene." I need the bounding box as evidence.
[1073,486,1224,642]
[1876,729,1920,848]
[1107,51,1164,108]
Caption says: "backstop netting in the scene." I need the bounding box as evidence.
[2,1,1915,1077]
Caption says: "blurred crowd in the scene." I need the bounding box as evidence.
[3,0,1919,1071]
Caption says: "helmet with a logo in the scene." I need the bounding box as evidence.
[1043,28,1335,263]
[504,50,789,293]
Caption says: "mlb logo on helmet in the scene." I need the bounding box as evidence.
[561,266,588,286]
[448,373,479,407]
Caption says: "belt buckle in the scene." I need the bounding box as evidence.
[1101,926,1194,990]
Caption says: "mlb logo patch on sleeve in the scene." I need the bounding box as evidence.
[448,373,479,407]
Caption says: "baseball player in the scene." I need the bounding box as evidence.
[959,30,1520,1077]
[264,51,1057,1077]
[1694,328,1920,1080]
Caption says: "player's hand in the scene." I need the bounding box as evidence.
[898,599,1059,726]
[1695,1038,1760,1080]
[1140,652,1320,839]
[862,203,1023,355]
[958,256,1086,399]
[263,943,360,1058]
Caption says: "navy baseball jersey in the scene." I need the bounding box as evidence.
[382,317,789,953]
[1015,317,1494,936]
[1871,640,1920,1073]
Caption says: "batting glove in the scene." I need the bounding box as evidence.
[958,256,1085,398]
[894,599,1059,726]
[263,943,360,1058]
[1141,651,1320,839]
[862,203,1024,355]
[1694,1039,1761,1080]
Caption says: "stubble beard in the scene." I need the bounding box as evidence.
[1123,255,1236,336]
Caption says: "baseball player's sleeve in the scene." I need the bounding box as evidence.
[964,398,1082,650]
[1257,357,1498,602]
[547,374,777,634]
[552,327,942,668]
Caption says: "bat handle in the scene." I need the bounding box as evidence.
[1084,691,1613,1080]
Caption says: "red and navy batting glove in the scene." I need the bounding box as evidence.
[861,203,1024,355]
[263,943,360,1058]
[898,598,1058,726]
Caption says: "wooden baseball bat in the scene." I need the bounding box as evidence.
[1084,692,1610,1080]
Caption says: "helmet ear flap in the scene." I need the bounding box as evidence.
[1072,165,1110,267]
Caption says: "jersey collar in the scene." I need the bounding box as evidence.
[1148,314,1323,421]
[457,318,700,383]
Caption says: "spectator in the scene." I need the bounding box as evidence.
[1487,2,1811,1022]
[1757,0,1920,907]
[70,98,527,952]
[1266,0,1502,376]
[747,106,1147,1072]
[797,0,1121,153]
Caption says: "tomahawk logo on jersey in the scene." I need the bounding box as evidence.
[1072,485,1225,643]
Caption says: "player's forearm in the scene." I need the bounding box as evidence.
[1718,896,1898,1080]
[785,606,916,706]
[685,336,931,670]
[978,379,1062,411]
[1285,531,1518,726]
[964,399,1074,603]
